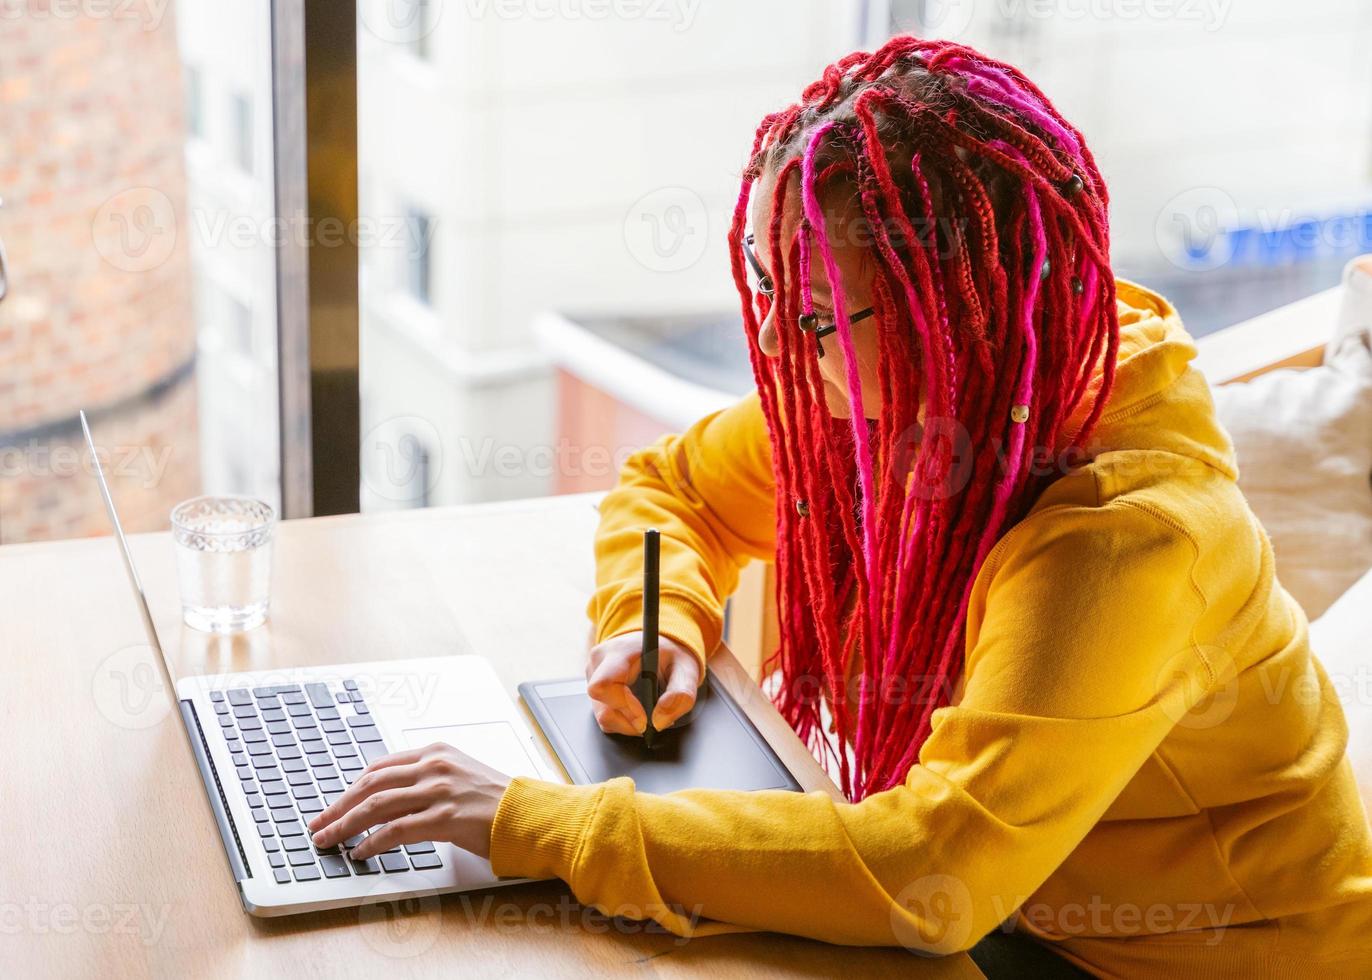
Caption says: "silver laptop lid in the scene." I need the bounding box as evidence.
[81,410,175,694]
[83,412,251,884]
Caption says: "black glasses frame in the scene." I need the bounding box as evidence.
[742,233,875,345]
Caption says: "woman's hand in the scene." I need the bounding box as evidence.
[586,631,701,736]
[307,742,510,861]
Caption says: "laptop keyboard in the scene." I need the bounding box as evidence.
[209,680,444,884]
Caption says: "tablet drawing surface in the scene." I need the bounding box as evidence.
[519,673,801,794]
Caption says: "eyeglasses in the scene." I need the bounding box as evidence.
[742,233,875,348]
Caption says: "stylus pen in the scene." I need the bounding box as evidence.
[640,528,661,749]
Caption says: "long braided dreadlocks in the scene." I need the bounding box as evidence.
[727,36,1119,801]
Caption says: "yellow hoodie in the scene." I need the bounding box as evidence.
[490,281,1372,976]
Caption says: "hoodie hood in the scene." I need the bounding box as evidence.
[1072,278,1238,482]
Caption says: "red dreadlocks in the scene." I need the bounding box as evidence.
[727,36,1119,801]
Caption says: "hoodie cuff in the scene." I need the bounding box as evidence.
[596,592,715,671]
[489,777,605,881]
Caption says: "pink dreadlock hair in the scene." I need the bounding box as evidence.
[727,36,1119,801]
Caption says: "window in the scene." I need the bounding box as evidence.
[397,433,432,508]
[368,0,437,60]
[185,64,204,140]
[353,2,1372,522]
[407,0,435,60]
[231,91,254,176]
[226,294,254,360]
[404,207,432,307]
[0,0,281,545]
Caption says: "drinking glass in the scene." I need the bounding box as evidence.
[170,496,275,633]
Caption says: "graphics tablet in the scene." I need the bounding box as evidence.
[519,671,802,793]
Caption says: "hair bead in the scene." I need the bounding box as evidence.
[1010,404,1030,423]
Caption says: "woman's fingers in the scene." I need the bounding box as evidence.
[585,634,708,735]
[585,632,638,681]
[593,701,644,736]
[307,762,423,834]
[310,784,428,848]
[347,813,440,861]
[586,652,647,733]
[354,746,425,774]
[585,646,639,698]
[652,652,702,730]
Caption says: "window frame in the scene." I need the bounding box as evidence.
[270,0,361,519]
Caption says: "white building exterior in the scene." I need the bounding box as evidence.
[173,0,1372,510]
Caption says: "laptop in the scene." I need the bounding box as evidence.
[81,411,560,916]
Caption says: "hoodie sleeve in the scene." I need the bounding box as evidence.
[586,392,776,666]
[491,498,1217,949]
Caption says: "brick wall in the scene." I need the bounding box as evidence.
[0,3,200,544]
[0,374,200,543]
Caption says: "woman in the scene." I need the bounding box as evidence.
[310,37,1372,975]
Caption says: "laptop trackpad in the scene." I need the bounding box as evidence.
[401,721,543,779]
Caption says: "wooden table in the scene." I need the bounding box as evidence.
[0,494,979,978]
